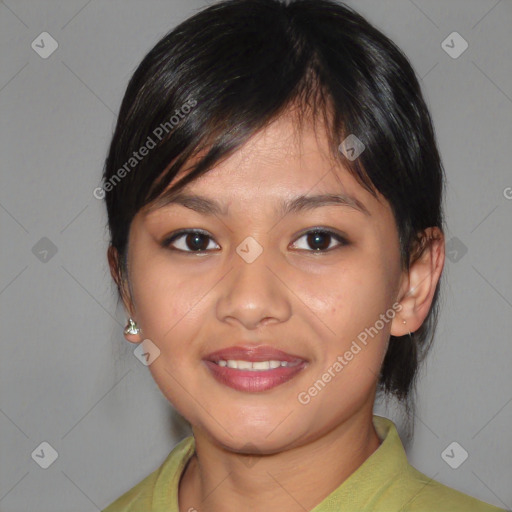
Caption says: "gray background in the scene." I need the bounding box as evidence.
[0,0,511,510]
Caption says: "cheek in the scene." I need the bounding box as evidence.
[129,248,206,348]
[128,253,209,418]
[305,250,399,390]
[317,262,395,336]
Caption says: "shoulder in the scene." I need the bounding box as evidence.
[101,468,158,512]
[101,436,195,512]
[398,464,506,512]
[367,416,505,511]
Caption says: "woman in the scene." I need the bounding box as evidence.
[101,0,505,510]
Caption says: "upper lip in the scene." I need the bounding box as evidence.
[205,345,307,363]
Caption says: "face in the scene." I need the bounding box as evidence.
[122,113,406,453]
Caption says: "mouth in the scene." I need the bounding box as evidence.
[203,345,308,392]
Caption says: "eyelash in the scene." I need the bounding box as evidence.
[161,228,349,254]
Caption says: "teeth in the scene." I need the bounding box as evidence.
[216,359,296,371]
[252,361,270,370]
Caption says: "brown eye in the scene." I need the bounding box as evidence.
[291,229,348,252]
[163,230,220,253]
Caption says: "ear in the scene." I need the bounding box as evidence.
[391,227,445,336]
[107,245,143,343]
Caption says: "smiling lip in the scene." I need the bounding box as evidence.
[205,345,304,363]
[204,345,308,392]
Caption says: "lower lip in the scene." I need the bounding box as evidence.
[204,360,307,392]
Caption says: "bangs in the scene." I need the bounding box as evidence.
[144,77,378,217]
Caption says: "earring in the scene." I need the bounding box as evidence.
[124,317,141,335]
[402,319,412,337]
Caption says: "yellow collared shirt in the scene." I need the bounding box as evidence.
[102,415,505,511]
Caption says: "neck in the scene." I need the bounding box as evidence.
[178,408,381,512]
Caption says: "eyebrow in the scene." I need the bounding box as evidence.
[145,191,370,217]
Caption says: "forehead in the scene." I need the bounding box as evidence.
[145,113,390,220]
[192,115,346,193]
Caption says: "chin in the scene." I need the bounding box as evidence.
[195,417,308,455]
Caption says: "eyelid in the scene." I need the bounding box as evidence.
[163,228,210,242]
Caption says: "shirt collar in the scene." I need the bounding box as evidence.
[311,415,409,510]
[152,415,407,512]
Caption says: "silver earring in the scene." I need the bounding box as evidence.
[124,317,141,335]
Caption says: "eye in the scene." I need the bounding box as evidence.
[162,229,220,253]
[290,229,348,252]
[162,228,348,254]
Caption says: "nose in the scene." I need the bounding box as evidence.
[215,245,292,330]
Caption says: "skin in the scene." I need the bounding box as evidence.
[109,111,444,512]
